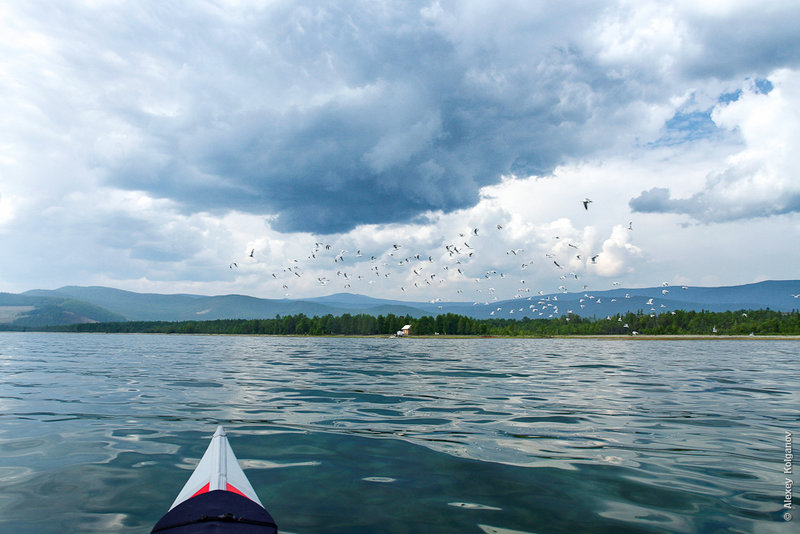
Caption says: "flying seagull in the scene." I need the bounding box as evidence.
[582,198,592,210]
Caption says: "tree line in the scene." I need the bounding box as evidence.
[20,308,800,336]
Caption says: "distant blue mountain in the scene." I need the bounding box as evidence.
[3,280,798,326]
[301,292,413,308]
[18,286,432,322]
[0,290,127,326]
[455,280,800,319]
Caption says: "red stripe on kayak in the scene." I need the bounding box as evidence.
[226,483,248,499]
[191,483,210,498]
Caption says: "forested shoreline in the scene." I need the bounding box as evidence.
[8,308,800,336]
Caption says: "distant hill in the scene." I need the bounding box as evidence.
[1,280,797,327]
[18,286,433,323]
[0,292,126,327]
[461,280,800,319]
[309,280,800,319]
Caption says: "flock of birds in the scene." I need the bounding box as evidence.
[226,197,799,320]
[224,198,655,318]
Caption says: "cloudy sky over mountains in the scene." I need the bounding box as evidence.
[1,0,799,302]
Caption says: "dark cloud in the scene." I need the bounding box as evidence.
[628,187,677,214]
[92,1,619,233]
[20,1,800,234]
[630,176,800,223]
[680,6,800,80]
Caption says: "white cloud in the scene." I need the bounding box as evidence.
[594,224,643,277]
[631,68,800,221]
[0,193,15,228]
[591,1,688,75]
[710,69,800,204]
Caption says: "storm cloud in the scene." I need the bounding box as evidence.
[91,1,611,233]
[7,1,798,234]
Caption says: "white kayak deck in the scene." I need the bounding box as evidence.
[170,426,263,510]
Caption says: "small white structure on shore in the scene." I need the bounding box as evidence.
[397,324,411,336]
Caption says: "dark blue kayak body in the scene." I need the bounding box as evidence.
[152,427,278,533]
[151,490,277,533]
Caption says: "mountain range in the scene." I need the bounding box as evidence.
[0,280,798,327]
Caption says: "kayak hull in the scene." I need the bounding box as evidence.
[152,490,277,533]
[152,426,277,533]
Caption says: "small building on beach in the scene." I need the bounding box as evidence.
[397,324,411,336]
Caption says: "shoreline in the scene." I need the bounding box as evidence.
[396,334,800,340]
[4,331,799,340]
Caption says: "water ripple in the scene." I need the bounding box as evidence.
[0,333,797,533]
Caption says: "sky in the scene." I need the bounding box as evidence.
[1,0,799,303]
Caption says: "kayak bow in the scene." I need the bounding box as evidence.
[152,426,278,533]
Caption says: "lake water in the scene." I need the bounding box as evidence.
[0,333,797,533]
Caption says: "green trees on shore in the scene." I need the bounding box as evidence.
[19,308,800,336]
